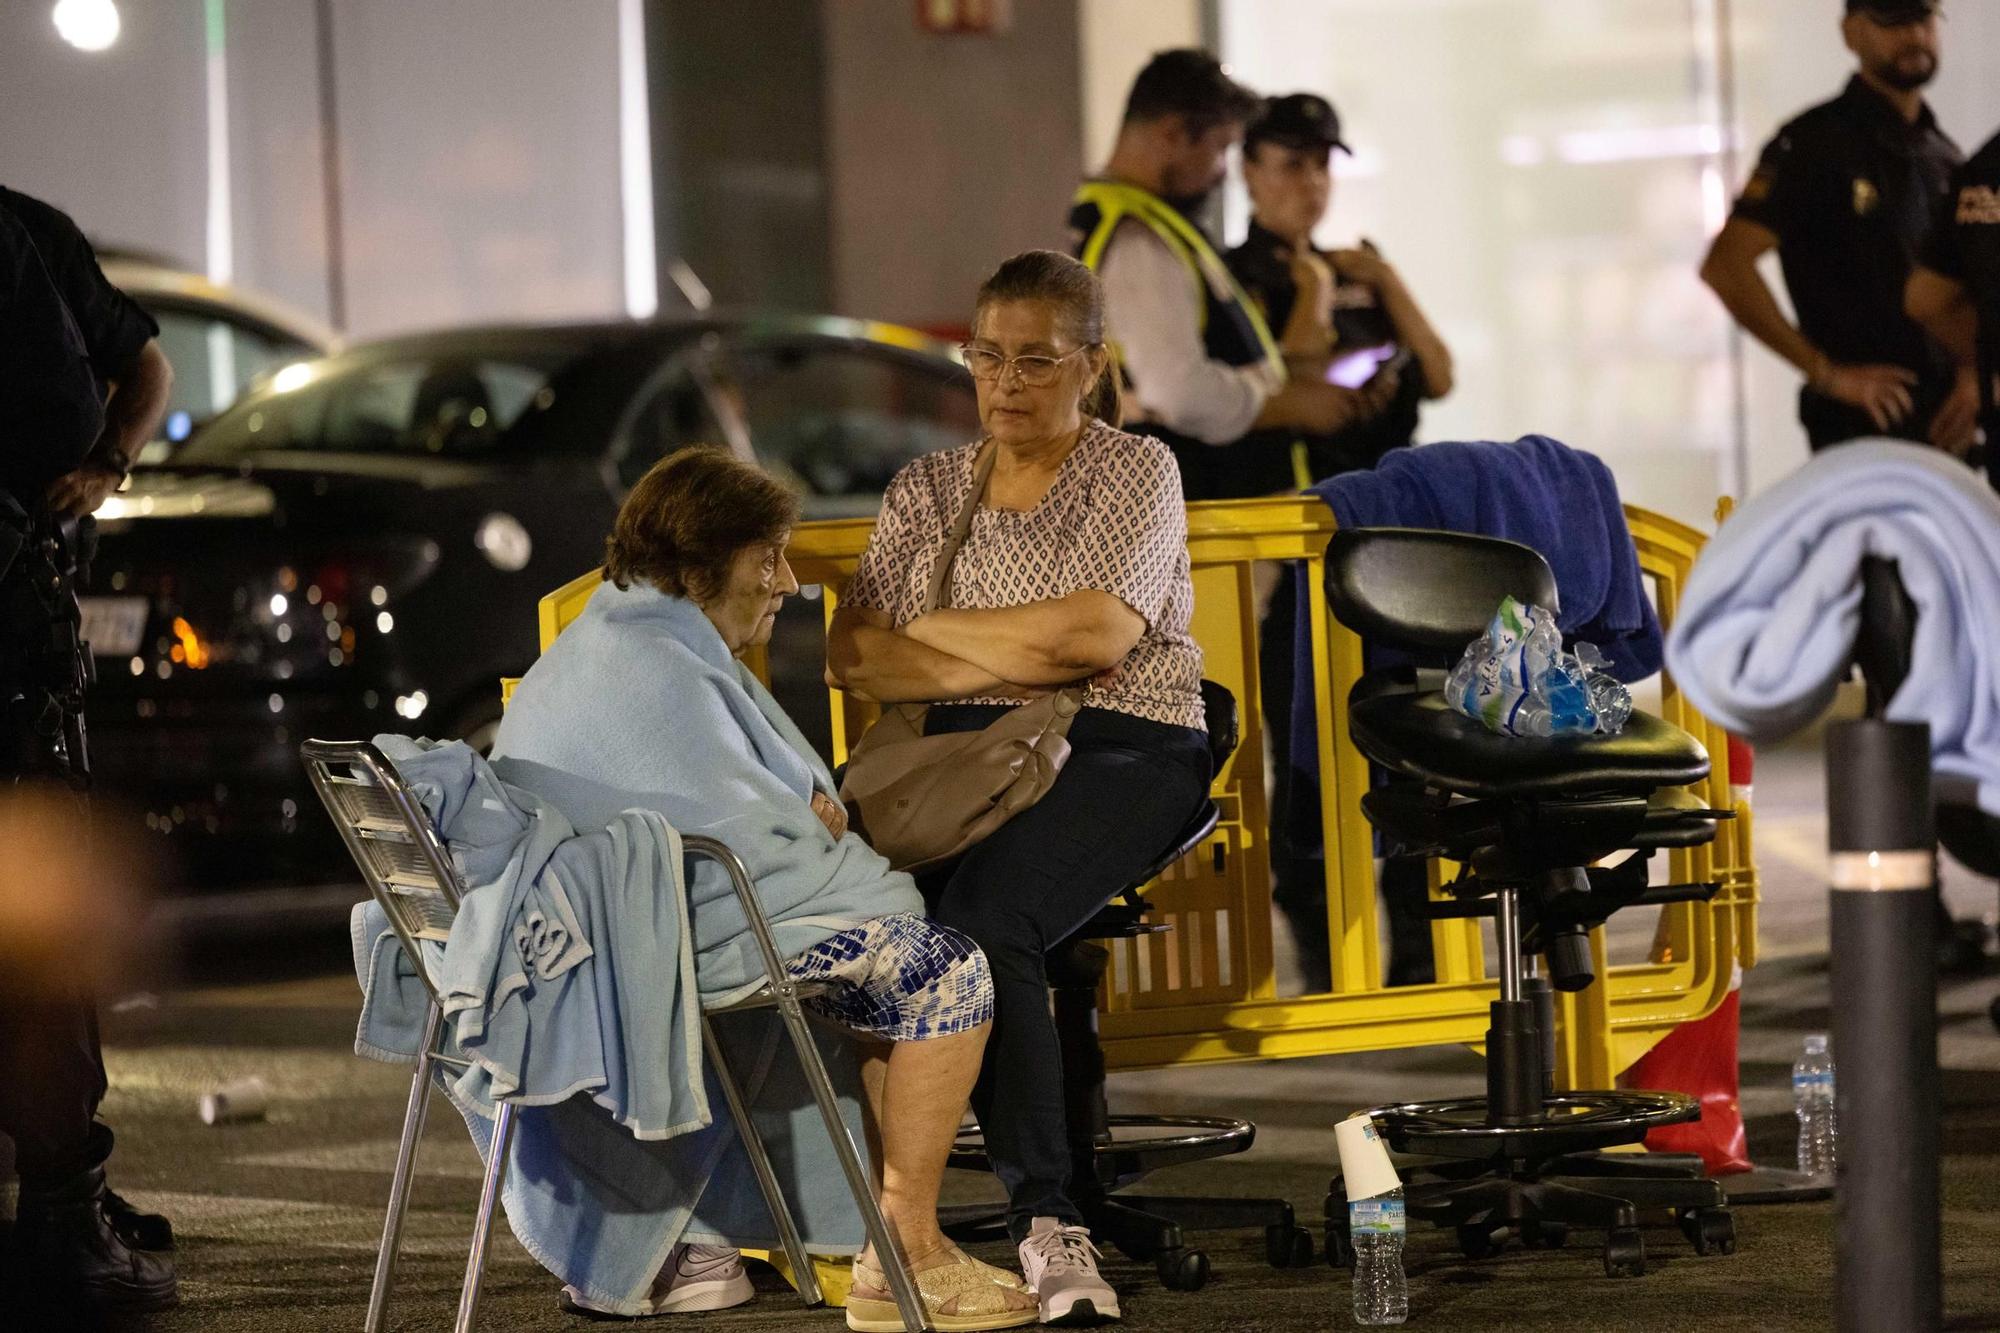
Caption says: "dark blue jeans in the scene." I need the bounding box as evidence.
[917,704,1210,1243]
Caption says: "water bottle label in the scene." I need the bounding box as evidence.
[1349,1197,1406,1236]
[1792,1070,1834,1094]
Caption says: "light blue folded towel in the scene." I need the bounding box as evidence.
[1666,441,2000,814]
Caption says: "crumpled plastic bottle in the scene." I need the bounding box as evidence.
[1444,596,1632,738]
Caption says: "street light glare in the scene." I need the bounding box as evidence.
[53,0,120,52]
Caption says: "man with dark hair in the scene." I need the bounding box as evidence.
[0,183,177,1317]
[1700,0,1973,455]
[1070,50,1394,502]
[1907,126,2000,483]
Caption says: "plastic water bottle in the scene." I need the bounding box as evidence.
[1793,1033,1837,1178]
[1349,1188,1408,1326]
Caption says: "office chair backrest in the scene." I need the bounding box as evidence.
[1326,527,1559,656]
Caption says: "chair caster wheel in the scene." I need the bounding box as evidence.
[1603,1228,1646,1278]
[1457,1222,1503,1260]
[1324,1219,1354,1270]
[1681,1207,1736,1256]
[1157,1247,1210,1291]
[1266,1224,1314,1268]
[1523,1219,1568,1249]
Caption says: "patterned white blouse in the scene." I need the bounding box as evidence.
[845,418,1206,732]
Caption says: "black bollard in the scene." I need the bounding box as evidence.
[1825,720,1940,1333]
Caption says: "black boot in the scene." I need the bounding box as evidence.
[15,1165,178,1314]
[100,1188,173,1253]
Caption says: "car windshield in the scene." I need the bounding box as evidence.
[140,307,320,463]
[177,347,583,465]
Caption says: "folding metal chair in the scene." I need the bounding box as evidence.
[302,739,928,1333]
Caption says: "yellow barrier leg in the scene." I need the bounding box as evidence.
[741,1248,854,1307]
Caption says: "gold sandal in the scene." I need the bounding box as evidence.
[951,1248,1032,1293]
[845,1252,1038,1332]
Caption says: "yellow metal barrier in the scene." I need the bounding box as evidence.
[518,497,1758,1087]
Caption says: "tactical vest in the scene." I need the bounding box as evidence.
[1069,181,1302,500]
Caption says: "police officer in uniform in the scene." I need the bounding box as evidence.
[0,184,177,1316]
[1223,95,1457,988]
[1700,0,1974,454]
[1226,93,1454,477]
[1068,50,1397,503]
[1908,126,2000,481]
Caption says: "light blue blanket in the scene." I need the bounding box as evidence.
[491,579,923,1002]
[1666,441,2000,813]
[349,581,923,1314]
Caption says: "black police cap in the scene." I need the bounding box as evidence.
[1845,0,1939,23]
[1245,93,1351,156]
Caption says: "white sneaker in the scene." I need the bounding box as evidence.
[560,1243,755,1317]
[1017,1218,1120,1325]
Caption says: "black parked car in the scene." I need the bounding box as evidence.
[86,315,976,905]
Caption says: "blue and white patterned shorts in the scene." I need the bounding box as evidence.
[785,912,993,1041]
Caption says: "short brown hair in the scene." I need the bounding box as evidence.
[604,447,801,599]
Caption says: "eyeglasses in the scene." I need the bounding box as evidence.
[958,344,1092,388]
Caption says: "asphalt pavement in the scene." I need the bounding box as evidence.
[20,737,2000,1331]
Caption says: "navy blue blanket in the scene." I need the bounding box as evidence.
[1289,437,1663,825]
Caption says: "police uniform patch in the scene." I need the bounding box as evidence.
[1853,177,1879,215]
[1957,185,2000,225]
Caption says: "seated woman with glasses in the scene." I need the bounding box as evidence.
[493,446,1037,1329]
[826,249,1211,1326]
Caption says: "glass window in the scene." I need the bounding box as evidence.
[725,340,979,513]
[616,359,733,491]
[144,307,316,459]
[319,359,552,456]
[180,354,566,465]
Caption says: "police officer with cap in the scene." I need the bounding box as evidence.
[1908,125,2000,482]
[1225,94,1457,989]
[1227,92,1454,479]
[1701,0,1973,455]
[0,184,177,1316]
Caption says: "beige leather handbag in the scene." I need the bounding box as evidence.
[839,443,1083,873]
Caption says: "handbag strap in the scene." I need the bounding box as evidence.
[921,440,999,615]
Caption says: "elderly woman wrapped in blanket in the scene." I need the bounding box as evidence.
[356,448,1037,1329]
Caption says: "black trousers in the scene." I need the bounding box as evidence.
[1,614,111,1187]
[0,994,111,1185]
[1258,565,1435,989]
[918,705,1210,1242]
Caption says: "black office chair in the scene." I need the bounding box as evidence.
[1316,529,1740,1279]
[1854,556,2000,1022]
[947,679,1316,1291]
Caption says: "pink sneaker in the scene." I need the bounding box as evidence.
[560,1243,755,1318]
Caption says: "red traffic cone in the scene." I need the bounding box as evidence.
[1619,734,1755,1175]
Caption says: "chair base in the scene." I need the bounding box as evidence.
[1324,1150,1734,1280]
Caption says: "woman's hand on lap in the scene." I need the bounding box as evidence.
[810,791,849,841]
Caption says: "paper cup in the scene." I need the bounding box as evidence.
[199,1077,269,1126]
[1336,1114,1402,1202]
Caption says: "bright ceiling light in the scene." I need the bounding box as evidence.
[53,0,120,52]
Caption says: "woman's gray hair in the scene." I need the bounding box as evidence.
[973,250,1122,426]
